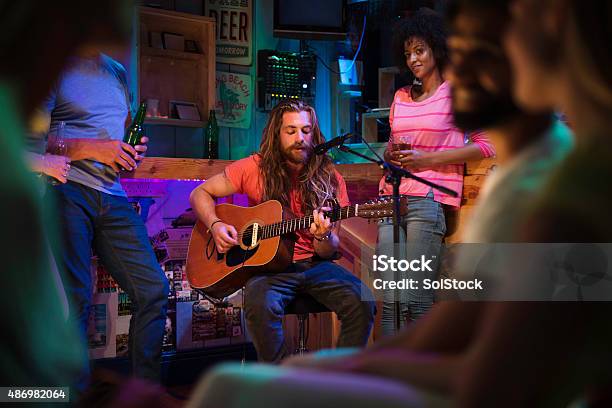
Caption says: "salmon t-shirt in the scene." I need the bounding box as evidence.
[224,154,350,261]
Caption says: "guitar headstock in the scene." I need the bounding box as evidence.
[356,197,408,219]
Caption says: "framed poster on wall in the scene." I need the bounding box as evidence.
[205,0,253,65]
[215,71,252,129]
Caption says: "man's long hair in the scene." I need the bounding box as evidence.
[258,100,339,213]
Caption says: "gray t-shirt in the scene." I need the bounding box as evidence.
[42,54,130,196]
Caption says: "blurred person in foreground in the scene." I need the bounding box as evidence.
[0,0,131,391]
[451,0,612,406]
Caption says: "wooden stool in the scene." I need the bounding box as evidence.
[285,294,330,355]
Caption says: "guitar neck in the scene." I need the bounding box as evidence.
[259,205,357,239]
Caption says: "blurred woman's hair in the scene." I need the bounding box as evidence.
[513,0,612,108]
[566,0,612,107]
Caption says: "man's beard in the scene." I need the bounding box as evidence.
[452,95,522,132]
[282,143,311,165]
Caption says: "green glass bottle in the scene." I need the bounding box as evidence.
[204,110,219,159]
[124,101,147,146]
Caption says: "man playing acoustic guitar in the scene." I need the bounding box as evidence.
[189,100,376,362]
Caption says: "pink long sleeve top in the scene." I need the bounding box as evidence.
[378,81,495,208]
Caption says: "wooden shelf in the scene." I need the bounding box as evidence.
[141,46,204,61]
[138,7,215,122]
[145,117,204,128]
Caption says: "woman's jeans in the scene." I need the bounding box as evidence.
[377,191,446,336]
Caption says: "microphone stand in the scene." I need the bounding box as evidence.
[335,143,458,332]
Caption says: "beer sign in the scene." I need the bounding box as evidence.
[205,0,253,66]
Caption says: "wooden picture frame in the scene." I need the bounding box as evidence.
[169,100,201,121]
[149,31,164,49]
[162,32,185,51]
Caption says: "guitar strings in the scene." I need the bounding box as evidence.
[234,207,355,242]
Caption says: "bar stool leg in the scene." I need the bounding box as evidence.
[295,313,309,355]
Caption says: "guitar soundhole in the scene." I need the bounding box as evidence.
[226,245,257,267]
[241,224,258,248]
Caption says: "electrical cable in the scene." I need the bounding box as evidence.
[306,14,367,75]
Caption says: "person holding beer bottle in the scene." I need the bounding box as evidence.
[29,49,168,387]
[124,101,147,147]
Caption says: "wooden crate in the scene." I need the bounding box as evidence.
[361,109,390,143]
[378,66,400,108]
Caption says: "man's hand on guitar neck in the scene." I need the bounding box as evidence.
[310,207,333,240]
[311,207,340,259]
[210,221,238,254]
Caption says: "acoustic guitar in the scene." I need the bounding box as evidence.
[186,198,406,299]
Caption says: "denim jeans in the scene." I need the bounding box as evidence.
[377,191,446,335]
[243,260,376,362]
[50,181,168,383]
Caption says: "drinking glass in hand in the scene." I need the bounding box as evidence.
[49,121,67,185]
[392,141,412,151]
[391,135,412,159]
[55,121,67,156]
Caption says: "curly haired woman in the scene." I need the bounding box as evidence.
[377,8,495,333]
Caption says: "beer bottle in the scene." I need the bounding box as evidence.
[204,110,219,159]
[124,101,147,146]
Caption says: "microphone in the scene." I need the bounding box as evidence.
[313,133,353,155]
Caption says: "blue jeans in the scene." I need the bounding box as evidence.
[50,181,168,383]
[243,260,376,362]
[377,191,446,335]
